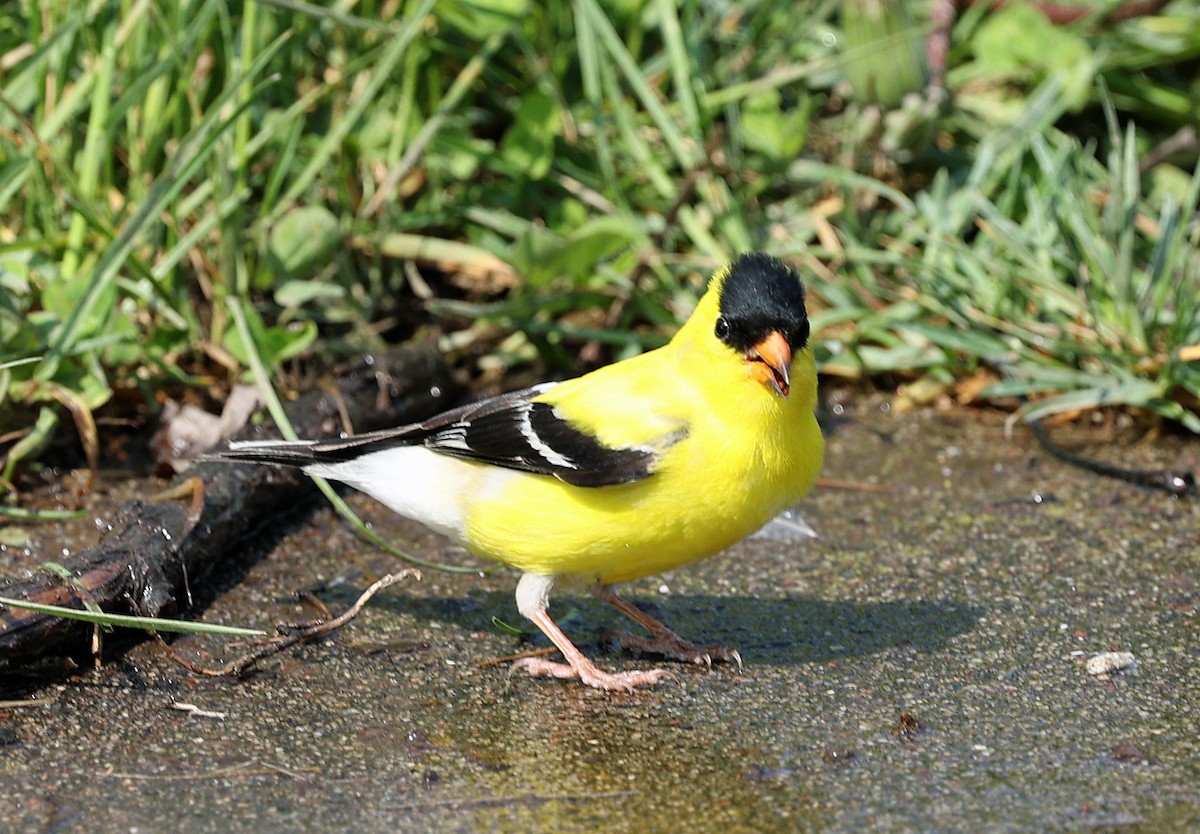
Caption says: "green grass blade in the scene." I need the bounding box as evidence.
[0,596,266,636]
[35,30,292,382]
[576,0,697,170]
[269,0,436,224]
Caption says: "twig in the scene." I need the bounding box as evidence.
[171,702,227,720]
[476,646,559,669]
[814,477,892,493]
[0,696,58,708]
[149,476,207,541]
[1029,418,1196,497]
[103,759,319,781]
[388,790,638,813]
[926,0,956,92]
[1138,126,1198,174]
[156,571,420,677]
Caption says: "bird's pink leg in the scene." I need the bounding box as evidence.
[594,585,742,669]
[512,609,673,691]
[509,573,671,691]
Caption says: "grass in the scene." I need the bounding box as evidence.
[808,80,1200,431]
[0,595,266,636]
[1,0,1198,490]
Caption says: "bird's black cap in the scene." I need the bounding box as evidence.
[715,253,810,354]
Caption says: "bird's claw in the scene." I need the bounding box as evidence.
[603,629,743,671]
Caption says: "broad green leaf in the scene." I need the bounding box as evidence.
[741,91,811,160]
[511,216,640,288]
[274,280,347,308]
[222,305,318,368]
[970,3,1094,110]
[267,205,341,277]
[501,92,562,180]
[840,0,927,107]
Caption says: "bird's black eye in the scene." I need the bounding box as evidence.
[714,315,731,342]
[794,318,811,350]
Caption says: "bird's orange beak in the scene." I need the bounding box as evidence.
[746,330,792,398]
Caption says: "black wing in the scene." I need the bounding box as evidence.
[301,383,681,487]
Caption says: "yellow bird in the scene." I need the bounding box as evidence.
[215,253,823,690]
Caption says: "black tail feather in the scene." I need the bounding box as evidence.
[205,441,319,468]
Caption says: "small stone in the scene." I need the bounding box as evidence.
[891,711,923,742]
[821,747,856,766]
[1086,652,1136,676]
[1110,743,1147,762]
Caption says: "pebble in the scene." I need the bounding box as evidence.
[1086,652,1136,676]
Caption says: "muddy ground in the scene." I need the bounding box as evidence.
[1,398,1197,833]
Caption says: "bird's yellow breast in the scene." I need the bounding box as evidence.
[461,316,823,583]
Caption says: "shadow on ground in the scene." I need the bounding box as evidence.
[388,590,980,667]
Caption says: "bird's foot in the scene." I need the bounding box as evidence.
[510,655,673,692]
[604,629,743,669]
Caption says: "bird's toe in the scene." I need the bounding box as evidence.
[604,628,742,669]
[508,654,673,691]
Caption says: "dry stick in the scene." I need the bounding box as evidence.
[814,477,891,493]
[103,759,320,781]
[0,343,460,669]
[926,0,956,92]
[149,476,207,539]
[476,646,560,669]
[388,790,638,814]
[1138,126,1198,174]
[1029,418,1196,497]
[155,571,419,677]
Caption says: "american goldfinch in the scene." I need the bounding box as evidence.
[215,252,823,690]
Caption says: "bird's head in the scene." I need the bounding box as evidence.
[708,253,811,399]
